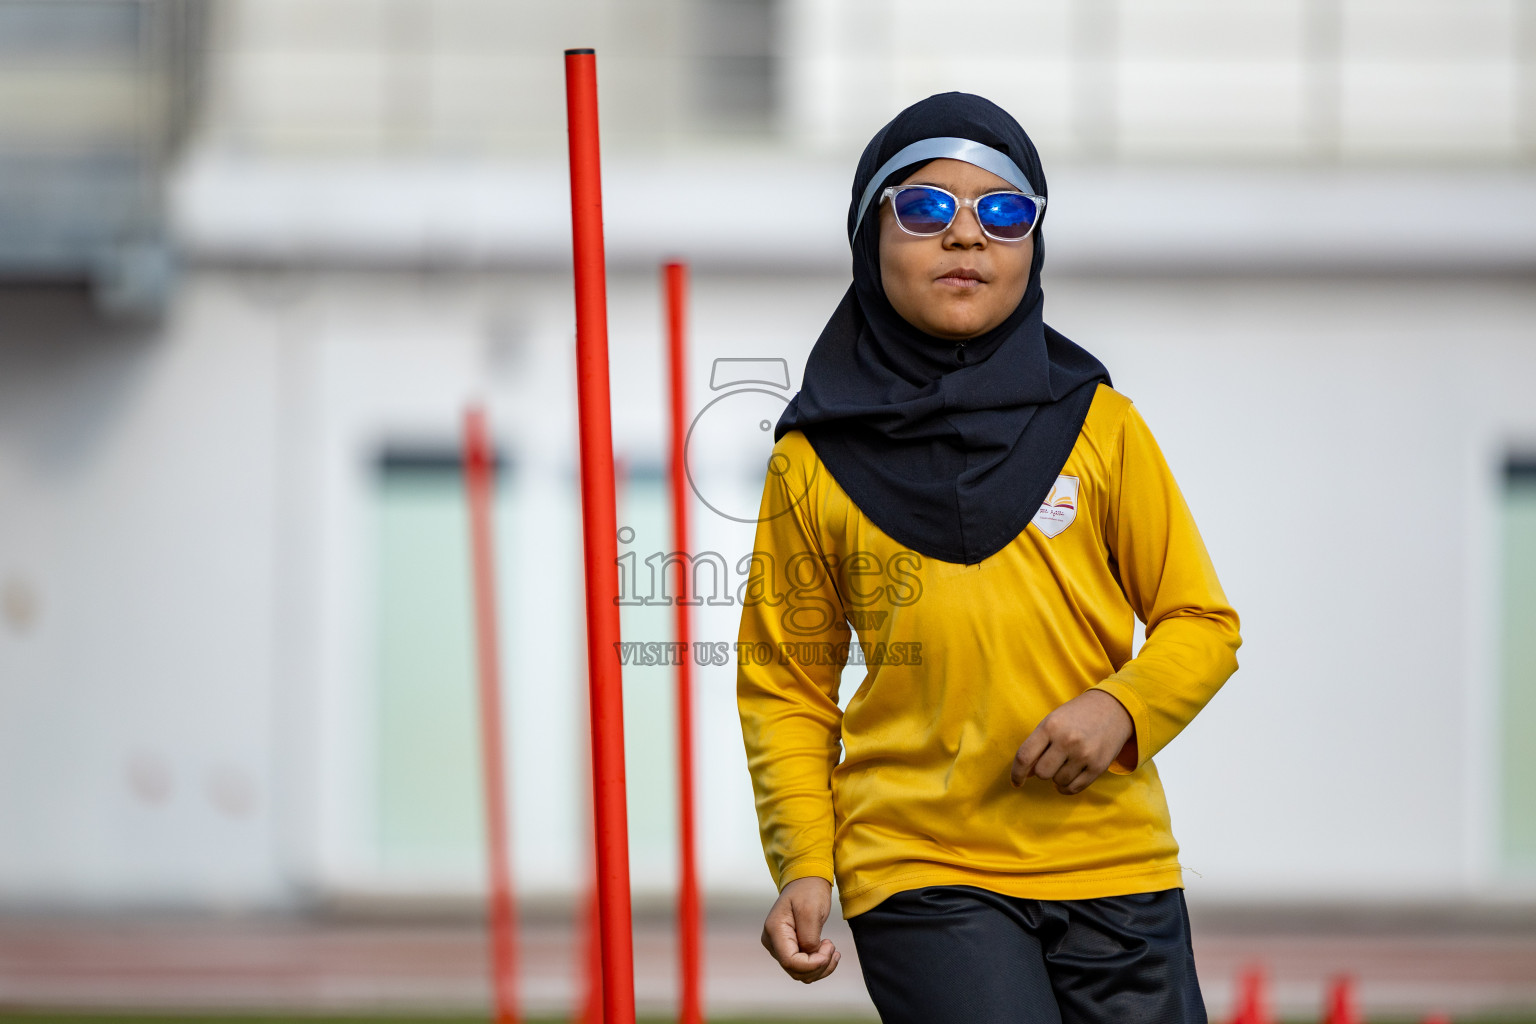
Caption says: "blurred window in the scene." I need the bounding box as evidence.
[1502,456,1536,872]
[695,0,779,134]
[612,466,687,879]
[373,447,511,873]
[0,1,140,58]
[370,451,682,881]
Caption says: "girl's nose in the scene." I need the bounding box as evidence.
[946,206,986,246]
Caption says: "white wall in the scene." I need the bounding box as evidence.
[204,0,1536,165]
[3,0,1533,916]
[4,262,1534,910]
[0,282,287,909]
[780,0,1532,162]
[1059,275,1536,899]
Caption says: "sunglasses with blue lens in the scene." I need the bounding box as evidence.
[881,185,1045,242]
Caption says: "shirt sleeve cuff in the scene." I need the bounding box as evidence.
[776,856,836,891]
[1092,679,1151,774]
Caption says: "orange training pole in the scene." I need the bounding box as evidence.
[578,652,604,1024]
[571,550,602,1024]
[584,455,631,1024]
[664,261,703,1024]
[462,405,519,1024]
[580,831,605,1024]
[564,47,638,1024]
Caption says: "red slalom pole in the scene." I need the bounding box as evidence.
[664,261,703,1024]
[1323,974,1361,1024]
[580,866,604,1024]
[572,561,602,1024]
[1227,964,1271,1024]
[462,406,519,1024]
[578,674,604,1024]
[564,47,637,1024]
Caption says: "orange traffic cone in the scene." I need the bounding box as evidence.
[1323,974,1361,1024]
[1227,964,1272,1024]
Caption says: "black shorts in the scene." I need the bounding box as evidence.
[847,885,1206,1024]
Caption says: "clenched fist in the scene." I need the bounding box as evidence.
[1011,688,1136,795]
[760,875,841,983]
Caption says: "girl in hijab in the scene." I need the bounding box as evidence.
[736,92,1241,1022]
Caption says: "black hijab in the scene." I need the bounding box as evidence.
[773,92,1111,565]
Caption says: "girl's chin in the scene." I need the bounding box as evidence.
[925,315,996,340]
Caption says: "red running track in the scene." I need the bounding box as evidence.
[0,907,1532,1019]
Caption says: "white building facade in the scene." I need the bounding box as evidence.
[1,0,1534,913]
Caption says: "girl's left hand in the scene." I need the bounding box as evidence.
[1010,689,1136,795]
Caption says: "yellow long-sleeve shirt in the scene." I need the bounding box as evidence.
[736,384,1241,918]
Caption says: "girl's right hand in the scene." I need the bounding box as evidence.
[760,875,841,983]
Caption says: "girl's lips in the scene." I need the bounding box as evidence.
[936,273,985,288]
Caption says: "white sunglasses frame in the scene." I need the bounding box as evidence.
[880,185,1046,242]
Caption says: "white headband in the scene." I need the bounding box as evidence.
[851,136,1037,238]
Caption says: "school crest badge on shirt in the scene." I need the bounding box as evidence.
[1032,475,1079,538]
